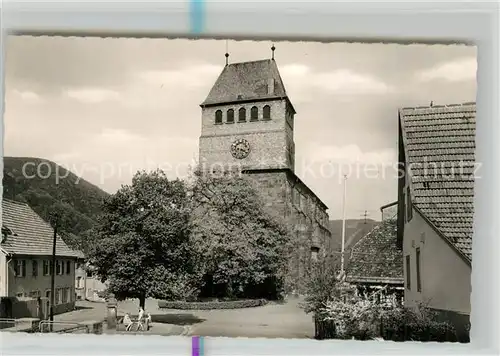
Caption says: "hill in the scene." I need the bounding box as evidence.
[328,218,380,257]
[2,156,109,252]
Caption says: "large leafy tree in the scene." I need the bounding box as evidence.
[88,170,202,308]
[189,171,291,299]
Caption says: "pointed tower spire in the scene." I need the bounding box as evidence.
[271,43,276,60]
[225,40,229,66]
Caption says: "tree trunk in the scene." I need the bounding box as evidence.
[139,295,146,309]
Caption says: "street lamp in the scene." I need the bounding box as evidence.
[49,211,60,330]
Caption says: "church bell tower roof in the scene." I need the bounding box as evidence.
[200,59,295,113]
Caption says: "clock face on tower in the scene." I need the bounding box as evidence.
[230,138,251,159]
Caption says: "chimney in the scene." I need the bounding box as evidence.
[267,78,275,95]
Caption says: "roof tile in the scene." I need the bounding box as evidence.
[400,102,476,261]
[201,59,289,106]
[1,199,80,258]
[347,219,403,283]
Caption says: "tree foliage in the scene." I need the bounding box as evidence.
[189,172,291,299]
[88,170,202,307]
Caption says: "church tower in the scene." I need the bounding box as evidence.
[199,57,296,173]
[198,49,332,294]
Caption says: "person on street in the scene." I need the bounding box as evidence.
[138,306,144,322]
[123,313,132,328]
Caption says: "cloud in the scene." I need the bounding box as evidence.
[280,64,393,100]
[415,57,477,83]
[307,143,397,166]
[64,63,222,111]
[64,88,122,103]
[97,128,145,144]
[317,70,392,94]
[137,63,221,88]
[48,127,199,192]
[11,89,43,103]
[280,64,311,77]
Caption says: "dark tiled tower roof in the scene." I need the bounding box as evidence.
[399,102,476,260]
[200,59,292,110]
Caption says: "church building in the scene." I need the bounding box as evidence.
[198,48,332,292]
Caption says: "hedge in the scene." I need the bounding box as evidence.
[158,299,268,310]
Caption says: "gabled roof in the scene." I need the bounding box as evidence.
[399,102,476,261]
[1,199,80,258]
[347,219,403,284]
[380,201,397,211]
[201,59,294,111]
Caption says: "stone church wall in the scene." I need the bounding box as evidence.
[244,170,332,294]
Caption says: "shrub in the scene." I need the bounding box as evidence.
[301,256,343,315]
[320,290,386,340]
[158,299,267,310]
[96,289,111,300]
[380,303,458,342]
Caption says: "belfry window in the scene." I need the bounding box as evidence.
[215,110,223,124]
[263,105,271,120]
[227,109,235,123]
[250,106,259,121]
[238,108,246,122]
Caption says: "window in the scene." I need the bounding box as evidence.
[215,110,223,124]
[407,186,413,221]
[43,260,50,276]
[32,260,38,277]
[66,261,71,275]
[76,277,83,289]
[310,247,319,262]
[250,106,258,121]
[66,288,71,303]
[62,288,68,303]
[14,260,26,277]
[416,248,422,292]
[56,288,62,304]
[226,109,234,123]
[56,260,63,275]
[263,105,271,120]
[405,255,411,290]
[238,107,246,122]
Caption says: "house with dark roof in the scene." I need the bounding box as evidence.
[397,102,474,335]
[198,54,332,293]
[346,218,404,303]
[1,199,80,318]
[380,201,397,221]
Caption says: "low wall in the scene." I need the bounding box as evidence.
[432,308,470,343]
[1,297,75,319]
[53,301,76,315]
[1,297,40,319]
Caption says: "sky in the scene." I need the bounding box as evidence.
[4,36,477,220]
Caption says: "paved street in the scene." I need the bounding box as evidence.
[54,297,314,339]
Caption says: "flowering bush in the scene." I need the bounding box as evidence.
[319,289,390,340]
[301,256,343,315]
[302,256,458,342]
